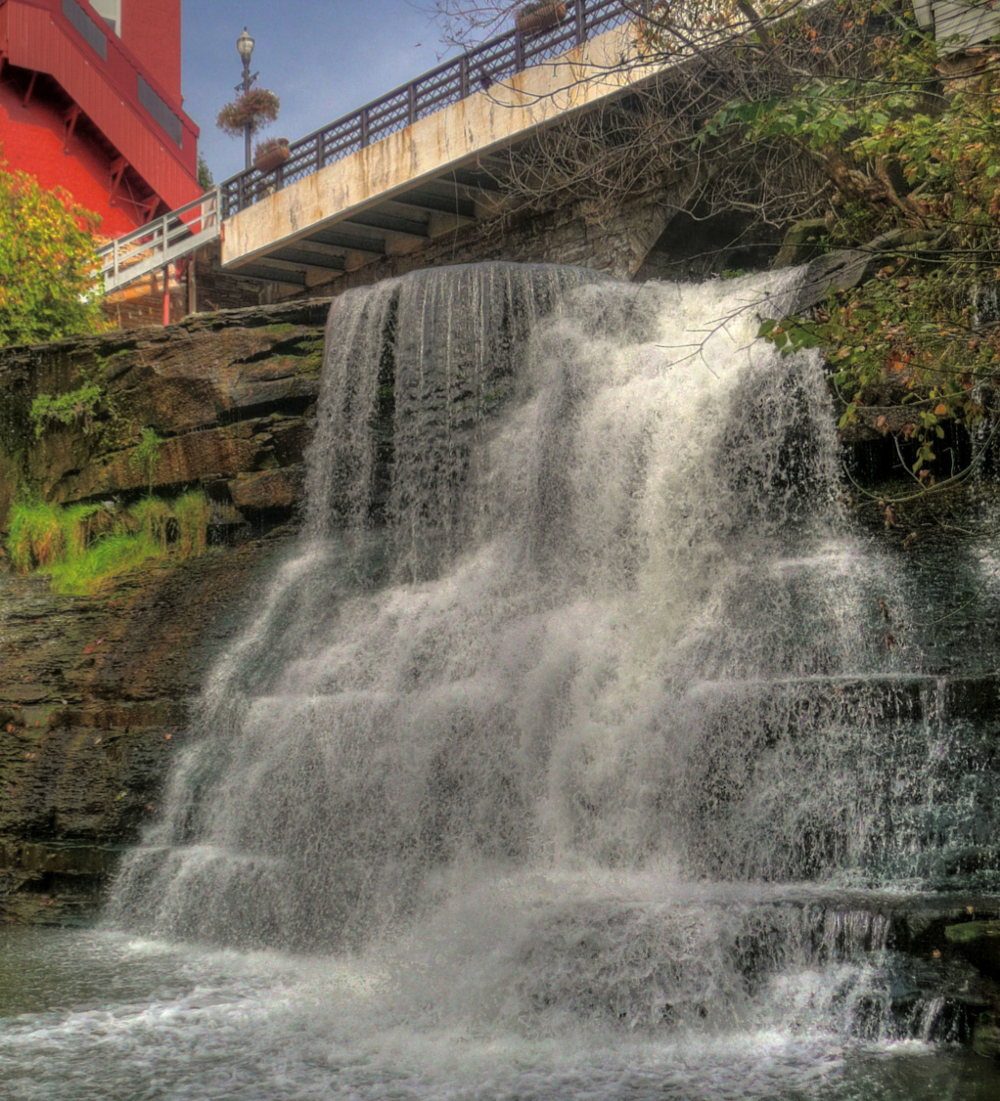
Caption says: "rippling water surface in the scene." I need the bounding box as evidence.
[3,921,999,1101]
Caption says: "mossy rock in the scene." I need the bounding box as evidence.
[945,920,1000,981]
[973,1012,1000,1060]
[772,218,829,268]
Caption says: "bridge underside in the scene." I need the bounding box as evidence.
[229,159,513,290]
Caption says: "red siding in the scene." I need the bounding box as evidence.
[0,0,198,209]
[121,0,180,105]
[0,80,142,234]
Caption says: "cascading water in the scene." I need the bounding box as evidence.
[4,263,1000,1100]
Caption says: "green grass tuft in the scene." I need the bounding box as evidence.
[47,533,161,595]
[173,490,211,559]
[5,490,213,594]
[8,502,65,571]
[130,496,173,551]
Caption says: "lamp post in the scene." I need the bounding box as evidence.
[236,27,255,171]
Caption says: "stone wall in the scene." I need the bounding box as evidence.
[191,241,284,315]
[277,189,683,300]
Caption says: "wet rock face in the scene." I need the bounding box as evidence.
[0,532,294,923]
[946,920,1000,982]
[0,302,328,923]
[0,300,330,528]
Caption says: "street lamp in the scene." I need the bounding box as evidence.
[236,27,256,171]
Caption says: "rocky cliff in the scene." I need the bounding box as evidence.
[0,301,330,922]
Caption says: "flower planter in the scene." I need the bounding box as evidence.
[515,1,567,35]
[254,140,290,173]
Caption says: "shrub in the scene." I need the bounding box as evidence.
[0,166,105,346]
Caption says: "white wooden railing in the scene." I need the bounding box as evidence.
[97,189,221,294]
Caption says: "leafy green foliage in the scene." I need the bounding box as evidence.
[757,267,997,474]
[197,153,215,192]
[692,3,1000,476]
[0,166,105,346]
[29,384,103,437]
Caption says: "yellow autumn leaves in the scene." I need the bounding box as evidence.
[0,163,105,347]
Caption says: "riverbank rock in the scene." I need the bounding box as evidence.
[945,919,1000,982]
[0,299,330,531]
[0,529,295,923]
[0,301,331,924]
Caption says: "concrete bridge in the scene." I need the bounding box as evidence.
[102,0,686,307]
[101,0,999,313]
[217,1,664,290]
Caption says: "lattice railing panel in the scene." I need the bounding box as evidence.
[366,89,413,142]
[413,66,467,118]
[319,118,365,165]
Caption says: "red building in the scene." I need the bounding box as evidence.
[0,0,200,239]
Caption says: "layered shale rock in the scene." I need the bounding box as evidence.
[0,299,330,529]
[0,302,330,922]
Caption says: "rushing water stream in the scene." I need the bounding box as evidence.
[3,263,1000,1098]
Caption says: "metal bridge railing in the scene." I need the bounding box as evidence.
[98,188,221,294]
[220,0,643,218]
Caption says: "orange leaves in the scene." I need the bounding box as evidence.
[885,351,910,374]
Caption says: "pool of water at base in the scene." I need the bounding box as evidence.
[1,926,998,1101]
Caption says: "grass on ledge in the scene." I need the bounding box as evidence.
[7,491,212,595]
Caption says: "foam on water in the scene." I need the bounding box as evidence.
[3,910,998,1101]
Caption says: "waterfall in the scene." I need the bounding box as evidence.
[105,261,990,1037]
[6,260,999,1101]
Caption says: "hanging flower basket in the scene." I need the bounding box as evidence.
[216,88,281,138]
[516,1,568,35]
[253,138,290,172]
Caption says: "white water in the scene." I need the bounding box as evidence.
[4,264,999,1098]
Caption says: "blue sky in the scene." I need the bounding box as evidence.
[182,2,461,182]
